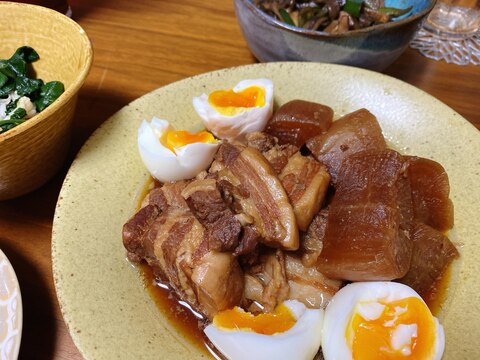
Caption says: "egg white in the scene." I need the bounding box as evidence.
[204,300,323,360]
[192,78,274,140]
[322,282,445,360]
[137,117,218,182]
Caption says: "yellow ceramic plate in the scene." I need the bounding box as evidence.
[0,249,22,360]
[52,63,480,359]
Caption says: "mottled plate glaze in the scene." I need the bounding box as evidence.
[52,62,480,359]
[0,249,22,360]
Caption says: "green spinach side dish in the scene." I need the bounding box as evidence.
[0,46,65,134]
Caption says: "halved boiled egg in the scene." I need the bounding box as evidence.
[204,300,323,360]
[192,78,274,140]
[137,117,218,182]
[322,282,444,360]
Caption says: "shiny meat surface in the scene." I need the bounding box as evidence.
[181,178,241,252]
[242,250,341,311]
[123,204,160,263]
[279,152,330,231]
[317,150,413,281]
[306,108,386,183]
[284,254,341,309]
[210,141,299,250]
[245,131,298,173]
[122,182,244,319]
[244,131,277,153]
[265,100,333,147]
[243,250,289,313]
[246,133,330,232]
[301,209,328,267]
[407,156,454,232]
[398,222,459,295]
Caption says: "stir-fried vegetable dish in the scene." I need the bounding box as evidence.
[254,0,413,33]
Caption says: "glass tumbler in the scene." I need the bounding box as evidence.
[423,0,480,39]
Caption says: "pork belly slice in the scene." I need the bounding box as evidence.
[122,182,244,319]
[123,204,161,263]
[265,99,334,147]
[243,250,341,312]
[284,254,341,309]
[306,108,386,183]
[243,250,289,313]
[246,132,330,232]
[398,222,459,295]
[406,156,454,232]
[317,150,413,281]
[279,152,331,231]
[210,142,299,250]
[245,131,298,174]
[181,178,241,252]
[301,209,328,267]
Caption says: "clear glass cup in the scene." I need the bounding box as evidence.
[423,0,480,39]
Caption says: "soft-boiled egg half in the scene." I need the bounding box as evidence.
[204,300,323,360]
[192,78,274,140]
[322,282,445,360]
[137,117,218,182]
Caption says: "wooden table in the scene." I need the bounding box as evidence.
[0,1,478,359]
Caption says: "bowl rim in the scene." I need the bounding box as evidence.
[0,2,93,143]
[236,0,437,38]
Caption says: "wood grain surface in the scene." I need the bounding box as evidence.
[0,1,478,359]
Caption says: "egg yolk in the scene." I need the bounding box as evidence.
[161,130,216,154]
[213,303,296,335]
[347,297,436,359]
[208,86,266,116]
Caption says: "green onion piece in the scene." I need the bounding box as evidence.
[378,6,413,17]
[343,0,363,18]
[279,8,295,26]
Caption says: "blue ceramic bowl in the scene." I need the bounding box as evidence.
[234,0,436,71]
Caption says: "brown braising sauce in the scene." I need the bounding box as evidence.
[140,263,210,353]
[421,264,454,316]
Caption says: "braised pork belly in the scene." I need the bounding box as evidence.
[265,99,334,147]
[279,152,330,231]
[181,178,241,252]
[398,222,459,294]
[301,209,328,267]
[123,100,459,322]
[317,150,414,281]
[123,181,244,319]
[306,108,387,183]
[245,131,298,174]
[284,254,341,309]
[210,141,299,251]
[406,156,454,232]
[246,132,330,232]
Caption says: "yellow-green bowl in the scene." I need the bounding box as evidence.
[0,2,92,200]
